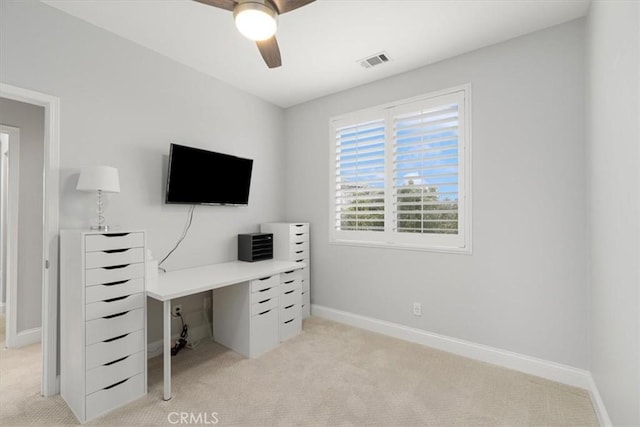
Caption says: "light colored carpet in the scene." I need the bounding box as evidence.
[1,315,598,426]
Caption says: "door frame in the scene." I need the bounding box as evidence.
[0,125,20,349]
[0,83,60,397]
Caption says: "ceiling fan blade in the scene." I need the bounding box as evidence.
[256,36,282,68]
[270,0,315,14]
[193,0,236,11]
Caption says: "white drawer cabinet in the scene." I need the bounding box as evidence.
[277,272,302,341]
[212,275,279,358]
[261,222,311,319]
[60,230,147,423]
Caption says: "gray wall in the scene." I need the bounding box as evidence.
[284,20,588,369]
[0,133,6,306]
[586,1,640,425]
[0,1,286,344]
[0,98,45,332]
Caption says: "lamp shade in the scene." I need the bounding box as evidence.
[234,1,277,41]
[76,166,120,193]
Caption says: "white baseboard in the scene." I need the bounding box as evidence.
[311,305,614,425]
[586,373,613,426]
[311,304,591,389]
[12,327,41,348]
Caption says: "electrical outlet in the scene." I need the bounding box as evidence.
[413,302,422,316]
[172,304,183,316]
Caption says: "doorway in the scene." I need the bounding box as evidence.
[0,124,21,349]
[0,83,60,397]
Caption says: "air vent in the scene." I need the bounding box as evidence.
[359,52,390,69]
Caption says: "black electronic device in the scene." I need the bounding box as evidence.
[165,143,253,205]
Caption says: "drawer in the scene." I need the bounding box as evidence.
[280,278,301,295]
[85,372,145,421]
[302,290,310,306]
[85,232,144,252]
[279,288,301,309]
[251,297,278,316]
[250,274,279,293]
[289,241,309,259]
[290,232,309,244]
[279,313,302,342]
[280,269,302,283]
[86,278,144,304]
[86,330,145,370]
[86,293,145,321]
[302,291,311,318]
[249,308,278,357]
[86,351,144,395]
[289,223,309,234]
[85,247,144,269]
[85,263,144,287]
[250,286,277,304]
[292,257,308,267]
[280,302,301,321]
[302,266,310,282]
[301,302,310,319]
[86,308,144,345]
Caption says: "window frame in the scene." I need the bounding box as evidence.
[329,84,472,254]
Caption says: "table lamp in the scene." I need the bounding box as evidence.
[76,166,120,231]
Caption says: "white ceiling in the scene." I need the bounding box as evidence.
[43,0,590,108]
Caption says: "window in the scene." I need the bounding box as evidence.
[330,85,471,253]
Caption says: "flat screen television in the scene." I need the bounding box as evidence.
[165,143,253,205]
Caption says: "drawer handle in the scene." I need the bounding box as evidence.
[258,298,271,304]
[103,310,129,319]
[295,259,304,263]
[295,224,304,227]
[103,377,129,390]
[296,250,303,254]
[258,287,272,293]
[284,280,294,284]
[102,280,129,287]
[284,319,294,324]
[103,333,129,343]
[258,309,272,315]
[102,264,130,270]
[104,233,130,237]
[103,355,129,366]
[103,295,129,303]
[284,290,294,295]
[258,276,272,281]
[103,248,130,254]
[295,242,303,245]
[284,270,294,274]
[284,304,294,310]
[295,233,303,236]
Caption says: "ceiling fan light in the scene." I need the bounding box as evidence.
[234,2,278,41]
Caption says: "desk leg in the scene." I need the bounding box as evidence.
[163,300,172,401]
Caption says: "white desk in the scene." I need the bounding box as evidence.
[146,260,304,400]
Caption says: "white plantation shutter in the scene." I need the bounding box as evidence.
[393,98,460,236]
[334,118,386,233]
[330,86,470,252]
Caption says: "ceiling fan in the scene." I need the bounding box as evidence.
[194,0,316,68]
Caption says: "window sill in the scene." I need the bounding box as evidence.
[328,238,472,255]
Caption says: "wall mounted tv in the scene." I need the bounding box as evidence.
[165,143,253,205]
